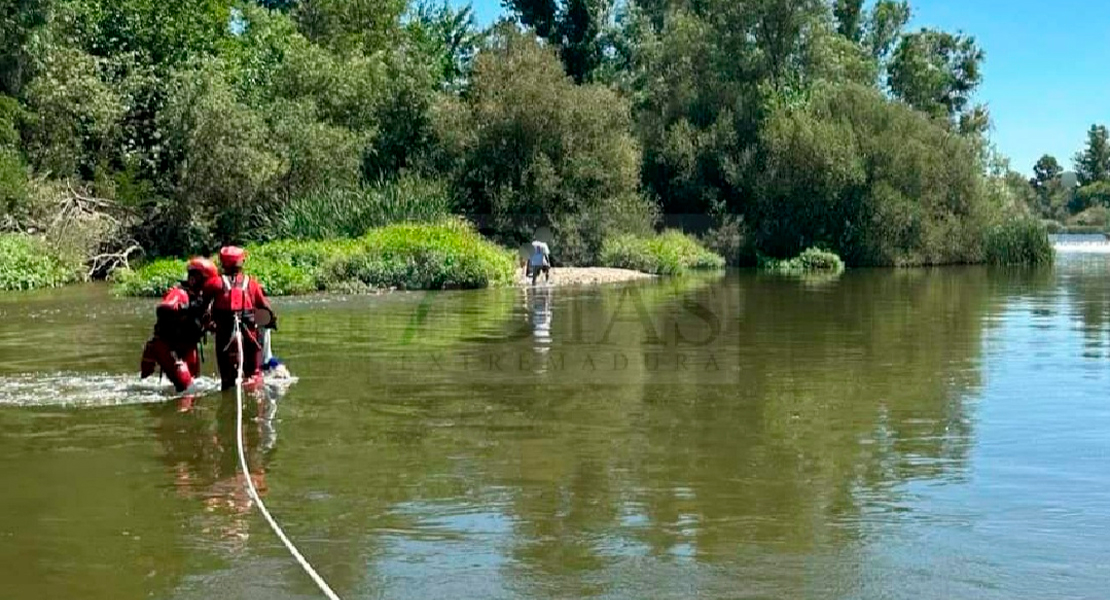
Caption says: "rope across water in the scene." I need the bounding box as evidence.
[233,315,343,600]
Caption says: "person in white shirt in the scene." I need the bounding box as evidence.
[528,240,551,284]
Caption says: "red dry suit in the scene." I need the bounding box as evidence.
[204,272,274,390]
[140,285,207,392]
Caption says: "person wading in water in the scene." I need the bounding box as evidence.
[527,240,552,285]
[140,257,218,395]
[203,246,277,391]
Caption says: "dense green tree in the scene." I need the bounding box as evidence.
[833,0,864,41]
[21,46,126,178]
[57,0,233,68]
[1031,154,1062,190]
[291,0,407,54]
[504,0,610,82]
[1075,124,1110,186]
[755,82,994,266]
[0,0,52,96]
[887,28,984,125]
[864,0,909,63]
[1071,181,1110,214]
[407,1,483,90]
[436,26,655,263]
[1029,154,1065,218]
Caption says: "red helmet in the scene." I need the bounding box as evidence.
[158,287,190,311]
[185,256,218,280]
[219,246,247,269]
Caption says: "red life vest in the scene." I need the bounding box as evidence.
[213,274,254,313]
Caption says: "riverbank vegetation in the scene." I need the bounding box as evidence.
[601,231,725,276]
[0,233,81,291]
[112,219,515,296]
[0,0,1049,292]
[760,248,846,275]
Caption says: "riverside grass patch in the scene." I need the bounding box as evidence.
[983,218,1054,266]
[600,231,725,276]
[0,234,81,291]
[759,247,846,274]
[113,220,516,296]
[323,219,517,290]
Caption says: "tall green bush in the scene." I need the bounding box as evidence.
[436,26,657,265]
[600,230,725,275]
[324,218,517,289]
[0,234,81,291]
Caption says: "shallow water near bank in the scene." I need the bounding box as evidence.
[1,256,1109,599]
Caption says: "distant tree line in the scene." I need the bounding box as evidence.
[1028,125,1110,229]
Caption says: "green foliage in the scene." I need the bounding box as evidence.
[759,247,845,274]
[406,1,483,90]
[755,82,997,266]
[1032,154,1062,188]
[58,0,232,68]
[888,29,984,125]
[0,0,1057,276]
[0,0,51,96]
[0,233,81,291]
[0,95,22,149]
[600,230,725,275]
[701,211,755,266]
[110,257,185,297]
[291,0,407,55]
[504,0,608,83]
[0,149,29,226]
[116,220,515,295]
[1068,206,1110,228]
[266,175,453,240]
[324,219,517,289]
[438,27,653,264]
[1075,124,1110,186]
[21,46,126,177]
[1071,181,1110,214]
[982,218,1053,266]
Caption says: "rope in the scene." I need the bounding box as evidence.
[233,315,343,600]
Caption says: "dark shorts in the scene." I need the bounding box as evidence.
[529,264,550,276]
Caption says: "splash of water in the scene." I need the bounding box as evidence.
[0,373,223,408]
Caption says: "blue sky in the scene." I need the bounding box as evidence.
[461,0,1108,175]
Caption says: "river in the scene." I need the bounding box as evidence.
[1,252,1108,599]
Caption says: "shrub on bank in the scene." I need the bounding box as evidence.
[114,219,517,296]
[111,258,186,296]
[600,231,726,275]
[760,247,846,274]
[983,218,1054,266]
[323,219,517,289]
[0,233,81,291]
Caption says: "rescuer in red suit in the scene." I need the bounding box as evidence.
[204,246,276,391]
[140,257,218,393]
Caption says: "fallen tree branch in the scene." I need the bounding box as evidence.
[87,244,143,279]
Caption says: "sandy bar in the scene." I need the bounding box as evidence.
[515,267,656,287]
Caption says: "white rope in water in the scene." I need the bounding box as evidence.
[233,315,343,600]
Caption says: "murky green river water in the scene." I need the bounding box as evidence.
[2,253,1109,600]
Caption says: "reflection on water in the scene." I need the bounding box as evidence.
[0,260,1109,600]
[152,389,280,553]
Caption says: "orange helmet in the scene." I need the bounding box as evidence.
[185,256,218,280]
[219,246,247,269]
